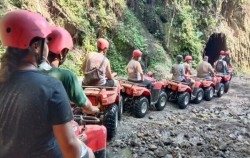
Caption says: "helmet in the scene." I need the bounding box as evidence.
[225,50,230,55]
[176,55,183,62]
[147,71,153,77]
[97,38,109,50]
[132,49,142,57]
[47,26,73,54]
[185,55,192,61]
[0,10,51,49]
[220,50,225,55]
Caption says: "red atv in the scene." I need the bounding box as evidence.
[72,115,107,158]
[163,78,204,109]
[215,72,231,93]
[119,73,167,118]
[192,76,224,101]
[82,84,123,140]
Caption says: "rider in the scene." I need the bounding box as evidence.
[170,55,185,82]
[214,55,228,73]
[196,56,219,92]
[41,26,99,115]
[126,49,152,89]
[223,50,232,67]
[184,55,196,97]
[0,10,93,158]
[82,38,115,86]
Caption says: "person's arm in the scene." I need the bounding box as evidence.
[136,62,144,81]
[49,80,94,158]
[208,64,215,77]
[106,60,113,80]
[82,54,91,74]
[53,122,94,158]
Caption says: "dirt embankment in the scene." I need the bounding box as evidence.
[107,75,250,158]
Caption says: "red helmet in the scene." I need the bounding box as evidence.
[97,38,109,50]
[0,10,51,49]
[47,26,73,54]
[220,50,225,55]
[133,49,142,57]
[225,50,230,55]
[185,55,192,61]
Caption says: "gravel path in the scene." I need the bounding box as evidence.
[107,76,250,158]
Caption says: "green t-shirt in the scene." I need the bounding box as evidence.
[44,67,87,107]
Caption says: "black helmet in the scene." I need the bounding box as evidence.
[176,55,183,62]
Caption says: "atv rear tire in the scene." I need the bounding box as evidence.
[155,91,167,111]
[224,81,230,93]
[134,97,149,118]
[204,87,214,101]
[103,104,118,140]
[193,88,204,104]
[177,92,190,109]
[217,83,224,97]
[118,95,123,121]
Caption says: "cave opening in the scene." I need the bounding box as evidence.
[204,33,227,65]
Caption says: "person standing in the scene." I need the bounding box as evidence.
[0,10,93,158]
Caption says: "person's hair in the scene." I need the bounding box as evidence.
[203,56,208,61]
[0,47,29,83]
[0,37,44,83]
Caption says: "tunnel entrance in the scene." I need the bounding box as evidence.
[204,33,227,65]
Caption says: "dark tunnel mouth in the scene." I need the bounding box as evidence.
[204,33,227,65]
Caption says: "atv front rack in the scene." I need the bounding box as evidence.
[74,115,101,124]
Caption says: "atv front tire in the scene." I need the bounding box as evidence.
[134,97,149,118]
[193,88,204,104]
[155,91,168,111]
[204,87,214,101]
[103,104,118,140]
[217,83,224,97]
[177,92,190,109]
[224,81,230,93]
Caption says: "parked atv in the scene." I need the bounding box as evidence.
[192,76,223,101]
[82,84,122,140]
[119,75,167,118]
[163,78,204,109]
[72,115,107,158]
[215,72,231,93]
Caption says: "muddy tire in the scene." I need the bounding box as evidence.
[204,87,214,101]
[177,92,190,109]
[155,91,168,111]
[134,97,149,118]
[193,88,204,104]
[217,83,224,97]
[224,81,230,93]
[118,95,123,121]
[103,104,118,140]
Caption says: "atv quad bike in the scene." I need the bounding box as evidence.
[192,76,223,101]
[72,115,107,158]
[119,75,167,118]
[82,84,122,140]
[215,72,231,93]
[163,78,204,109]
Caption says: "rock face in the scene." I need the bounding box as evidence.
[0,0,250,74]
[127,0,250,73]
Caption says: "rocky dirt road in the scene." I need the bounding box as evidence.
[107,76,250,158]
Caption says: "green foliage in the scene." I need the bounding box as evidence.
[60,51,83,76]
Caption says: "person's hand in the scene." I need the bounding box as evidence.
[82,105,100,115]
